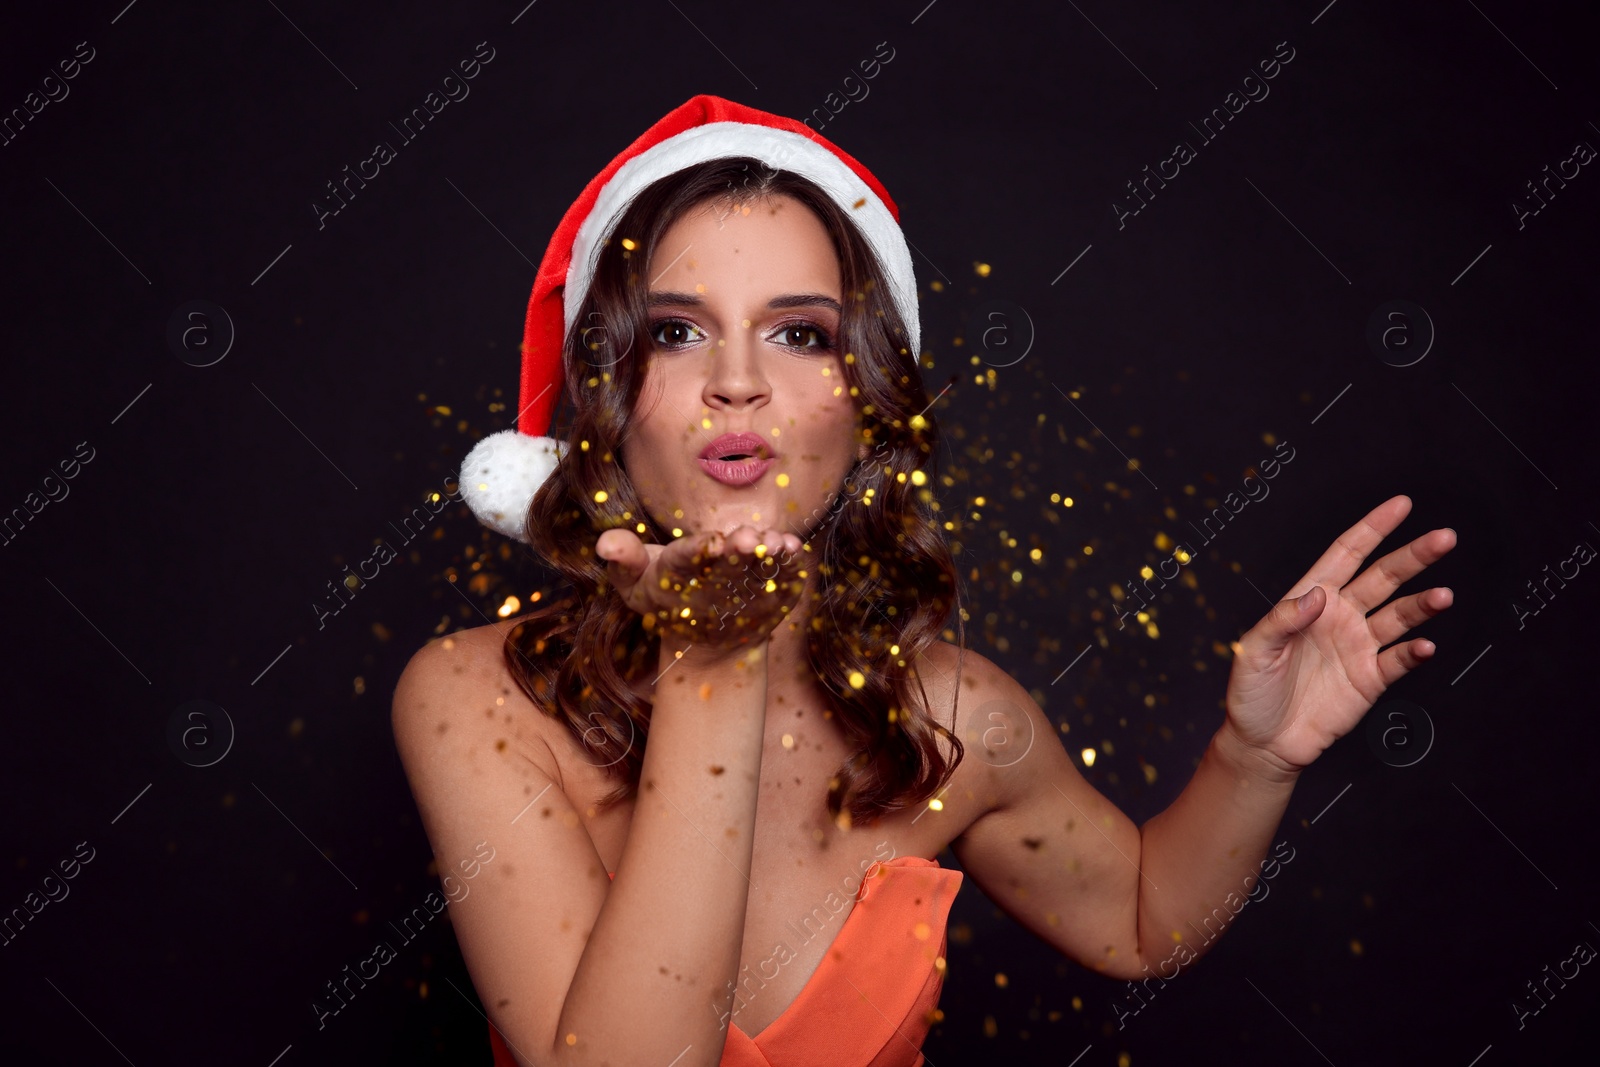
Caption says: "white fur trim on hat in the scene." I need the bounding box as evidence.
[459,429,569,543]
[564,121,921,357]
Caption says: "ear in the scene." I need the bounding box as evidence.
[857,440,870,462]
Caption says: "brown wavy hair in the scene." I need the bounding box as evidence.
[499,156,965,827]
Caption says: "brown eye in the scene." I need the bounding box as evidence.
[649,319,704,347]
[775,322,832,350]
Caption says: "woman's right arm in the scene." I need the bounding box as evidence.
[393,526,800,1066]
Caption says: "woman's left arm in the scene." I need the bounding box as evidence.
[946,495,1456,978]
[1141,494,1457,960]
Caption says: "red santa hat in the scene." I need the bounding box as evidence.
[459,93,921,542]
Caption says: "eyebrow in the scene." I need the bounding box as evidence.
[647,290,843,314]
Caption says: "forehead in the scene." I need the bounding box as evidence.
[648,193,841,297]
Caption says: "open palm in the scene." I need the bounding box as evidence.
[1222,495,1458,773]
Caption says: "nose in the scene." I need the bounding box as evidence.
[700,331,770,413]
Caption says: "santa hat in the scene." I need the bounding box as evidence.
[459,93,921,542]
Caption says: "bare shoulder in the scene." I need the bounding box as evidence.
[914,638,1030,731]
[390,616,558,776]
[915,638,1055,825]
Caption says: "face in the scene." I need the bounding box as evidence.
[619,193,869,540]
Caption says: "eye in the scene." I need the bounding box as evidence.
[648,318,705,348]
[771,321,834,351]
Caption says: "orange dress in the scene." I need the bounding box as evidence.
[488,855,963,1066]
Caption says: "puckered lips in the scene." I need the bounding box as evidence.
[698,432,777,487]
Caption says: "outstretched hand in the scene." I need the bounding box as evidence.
[595,524,810,652]
[1221,495,1457,775]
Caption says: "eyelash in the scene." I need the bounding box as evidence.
[648,317,836,352]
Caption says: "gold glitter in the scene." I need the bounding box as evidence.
[974,262,991,277]
[497,596,520,617]
[1081,748,1096,766]
[636,523,646,533]
[782,733,795,748]
[849,671,866,688]
[672,527,683,537]
[994,971,1007,986]
[928,797,943,811]
[580,440,590,451]
[701,417,713,429]
[776,473,790,487]
[594,490,608,503]
[621,238,636,250]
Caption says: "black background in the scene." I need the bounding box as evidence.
[2,1,1596,1064]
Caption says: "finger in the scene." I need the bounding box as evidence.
[1286,495,1413,599]
[666,529,725,573]
[1343,528,1459,614]
[596,529,649,593]
[1241,585,1328,660]
[1369,585,1454,647]
[725,525,767,557]
[1375,635,1438,690]
[746,528,791,570]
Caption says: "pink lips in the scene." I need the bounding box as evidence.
[698,432,776,487]
[699,456,776,486]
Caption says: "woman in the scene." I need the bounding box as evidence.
[391,95,1457,1067]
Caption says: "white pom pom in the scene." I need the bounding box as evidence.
[458,429,568,542]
